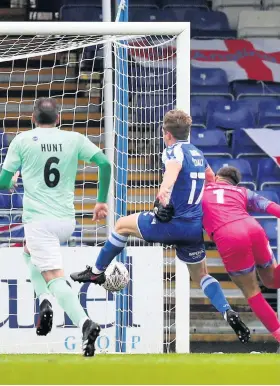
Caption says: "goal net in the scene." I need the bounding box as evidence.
[0,22,190,354]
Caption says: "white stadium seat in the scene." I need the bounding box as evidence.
[263,0,280,10]
[212,0,261,29]
[238,10,280,38]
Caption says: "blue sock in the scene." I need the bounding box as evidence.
[94,231,128,272]
[200,274,231,315]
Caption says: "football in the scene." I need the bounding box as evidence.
[102,262,129,292]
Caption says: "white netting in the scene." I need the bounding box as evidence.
[0,32,182,354]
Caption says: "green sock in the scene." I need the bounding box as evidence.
[23,252,51,301]
[47,277,88,327]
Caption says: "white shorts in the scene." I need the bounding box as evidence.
[24,219,76,272]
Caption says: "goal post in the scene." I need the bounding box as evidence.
[0,21,191,354]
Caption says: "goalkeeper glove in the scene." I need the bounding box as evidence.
[153,198,174,223]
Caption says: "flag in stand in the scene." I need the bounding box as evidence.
[130,38,280,82]
[245,129,280,166]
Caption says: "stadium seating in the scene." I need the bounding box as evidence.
[263,0,280,10]
[259,100,280,127]
[233,81,280,100]
[129,8,168,22]
[60,5,102,21]
[191,129,232,158]
[191,95,233,117]
[161,0,208,9]
[206,100,256,130]
[238,10,280,38]
[191,10,230,31]
[129,0,158,8]
[190,100,205,126]
[136,93,175,125]
[257,218,278,248]
[212,0,262,29]
[191,67,229,96]
[208,158,256,189]
[257,158,280,190]
[232,129,265,158]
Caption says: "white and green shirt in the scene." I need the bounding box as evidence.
[3,127,101,223]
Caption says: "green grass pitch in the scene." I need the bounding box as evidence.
[1,354,280,384]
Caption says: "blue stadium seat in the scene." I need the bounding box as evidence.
[60,5,102,21]
[191,67,230,95]
[209,158,256,189]
[257,219,278,248]
[191,10,230,31]
[0,195,5,209]
[206,100,256,130]
[191,129,232,158]
[161,0,208,9]
[191,29,237,39]
[232,129,265,158]
[238,97,280,116]
[259,100,280,127]
[190,99,205,125]
[0,192,11,209]
[234,81,280,100]
[191,67,228,86]
[11,192,23,210]
[191,95,233,116]
[257,158,280,190]
[136,93,175,125]
[129,0,158,8]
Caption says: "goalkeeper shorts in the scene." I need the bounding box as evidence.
[24,219,76,272]
[213,217,274,276]
[137,211,205,264]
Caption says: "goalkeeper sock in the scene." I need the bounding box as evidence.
[94,231,128,273]
[248,292,280,340]
[200,274,231,314]
[48,277,88,327]
[23,252,52,304]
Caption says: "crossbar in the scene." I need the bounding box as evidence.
[0,22,189,36]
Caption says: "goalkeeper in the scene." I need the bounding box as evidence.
[0,97,111,357]
[71,109,250,344]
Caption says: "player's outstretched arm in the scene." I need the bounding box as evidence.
[157,160,182,206]
[205,165,215,184]
[90,151,111,221]
[247,189,280,217]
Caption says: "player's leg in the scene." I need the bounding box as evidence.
[71,212,144,283]
[251,224,280,289]
[215,219,280,343]
[26,220,100,356]
[230,270,280,344]
[23,230,54,336]
[176,242,250,343]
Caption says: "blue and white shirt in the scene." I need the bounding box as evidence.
[162,140,208,219]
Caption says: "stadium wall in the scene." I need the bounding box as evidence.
[0,247,163,354]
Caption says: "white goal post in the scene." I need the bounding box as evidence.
[0,22,190,354]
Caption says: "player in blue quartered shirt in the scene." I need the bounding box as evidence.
[71,110,250,343]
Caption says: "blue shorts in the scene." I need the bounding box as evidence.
[137,211,205,264]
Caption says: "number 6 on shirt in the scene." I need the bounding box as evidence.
[213,189,225,204]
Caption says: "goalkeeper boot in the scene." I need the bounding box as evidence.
[225,309,250,344]
[82,319,101,357]
[36,299,53,336]
[70,265,106,285]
